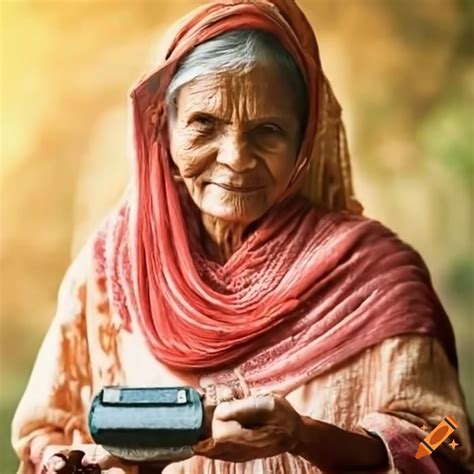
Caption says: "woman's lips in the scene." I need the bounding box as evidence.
[210,182,264,192]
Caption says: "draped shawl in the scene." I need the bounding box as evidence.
[93,0,456,394]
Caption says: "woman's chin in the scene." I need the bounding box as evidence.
[200,191,270,225]
[201,203,267,226]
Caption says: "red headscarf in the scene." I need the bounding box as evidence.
[94,0,456,394]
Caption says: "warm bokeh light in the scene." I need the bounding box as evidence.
[1,1,472,471]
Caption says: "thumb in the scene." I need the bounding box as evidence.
[214,396,275,425]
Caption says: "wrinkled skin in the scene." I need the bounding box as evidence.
[168,64,301,262]
[194,394,303,462]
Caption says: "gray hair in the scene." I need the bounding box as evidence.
[166,29,308,135]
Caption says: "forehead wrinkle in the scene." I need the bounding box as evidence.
[184,73,252,123]
[232,71,290,124]
[179,69,296,125]
[235,74,259,121]
[181,86,214,116]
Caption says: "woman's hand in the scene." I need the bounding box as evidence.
[193,393,303,463]
[41,444,138,473]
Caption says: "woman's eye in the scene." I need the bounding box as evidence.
[249,124,285,144]
[192,115,215,130]
[258,123,283,135]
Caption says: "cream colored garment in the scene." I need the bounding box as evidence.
[12,242,473,473]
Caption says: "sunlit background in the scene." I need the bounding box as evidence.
[1,0,472,471]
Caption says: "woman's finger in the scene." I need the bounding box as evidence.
[212,419,244,441]
[214,395,275,425]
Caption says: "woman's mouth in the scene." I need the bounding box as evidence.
[211,182,264,193]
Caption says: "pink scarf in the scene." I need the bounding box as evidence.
[93,0,456,393]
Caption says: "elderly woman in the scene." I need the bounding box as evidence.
[12,1,472,473]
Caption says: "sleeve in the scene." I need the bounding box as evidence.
[11,244,94,474]
[357,335,473,473]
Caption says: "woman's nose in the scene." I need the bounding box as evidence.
[216,134,257,172]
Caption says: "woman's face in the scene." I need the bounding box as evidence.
[168,64,301,225]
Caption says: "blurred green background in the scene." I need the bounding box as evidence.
[1,0,472,471]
